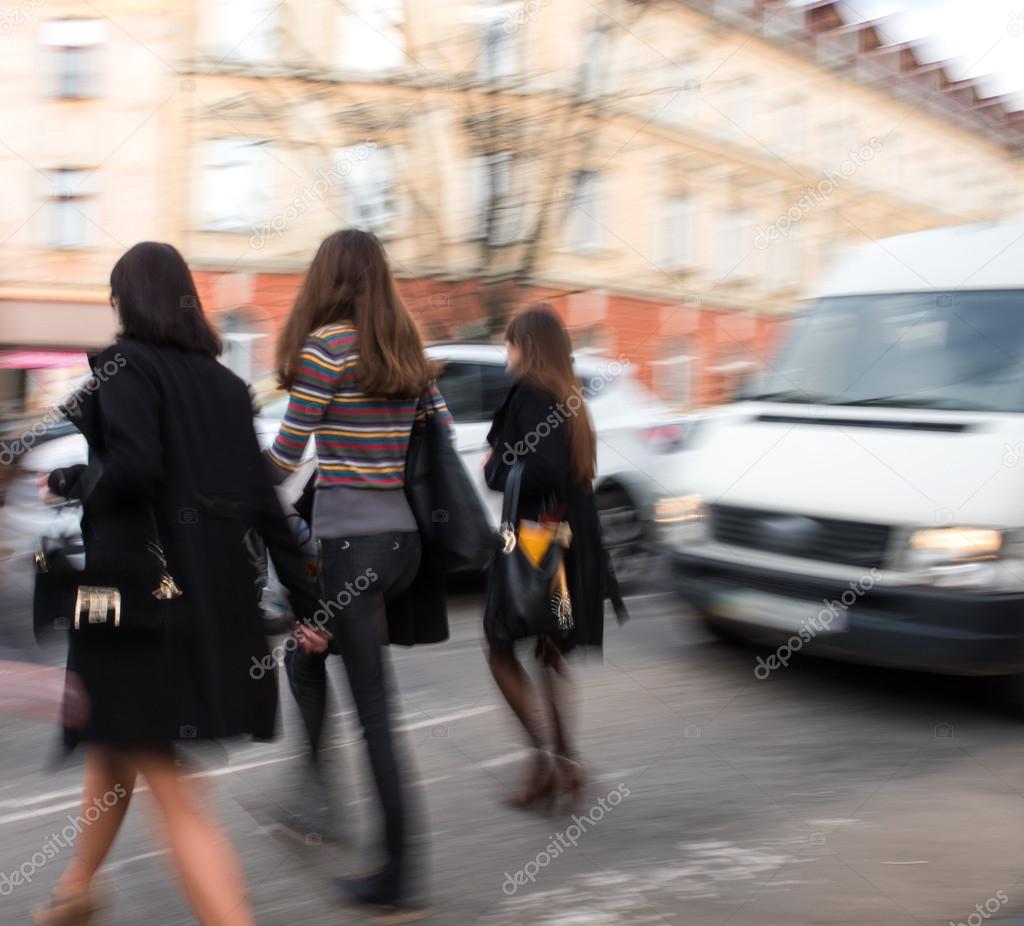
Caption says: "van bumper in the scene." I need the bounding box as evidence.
[670,550,1024,676]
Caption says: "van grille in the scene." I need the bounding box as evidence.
[708,504,890,570]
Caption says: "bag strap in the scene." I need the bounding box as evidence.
[500,463,523,532]
[144,504,171,571]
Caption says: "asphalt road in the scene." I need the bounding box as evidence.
[4,563,1024,926]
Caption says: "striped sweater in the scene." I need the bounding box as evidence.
[267,323,453,489]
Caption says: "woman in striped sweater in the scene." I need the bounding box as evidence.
[267,229,452,913]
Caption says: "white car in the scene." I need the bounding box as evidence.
[6,344,690,586]
[260,343,691,583]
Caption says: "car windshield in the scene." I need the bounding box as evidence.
[749,290,1024,413]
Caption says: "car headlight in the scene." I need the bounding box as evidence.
[906,526,1012,590]
[654,494,708,549]
[654,493,705,524]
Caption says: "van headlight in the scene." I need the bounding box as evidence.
[906,526,1015,590]
[655,494,707,547]
[910,528,1002,557]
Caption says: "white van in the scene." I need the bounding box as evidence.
[664,223,1024,685]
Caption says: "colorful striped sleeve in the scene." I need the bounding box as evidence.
[267,329,357,472]
[416,382,456,440]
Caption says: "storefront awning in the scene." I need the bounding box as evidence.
[0,350,88,370]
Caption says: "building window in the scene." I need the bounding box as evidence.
[767,221,802,292]
[41,169,98,249]
[198,139,273,233]
[715,208,753,280]
[339,145,399,236]
[207,0,277,64]
[579,24,610,99]
[340,0,405,72]
[658,194,695,271]
[659,62,700,125]
[470,151,518,242]
[777,97,805,158]
[718,76,754,142]
[479,4,518,81]
[40,20,105,99]
[566,170,604,251]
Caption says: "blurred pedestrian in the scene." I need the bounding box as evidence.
[267,228,454,912]
[32,242,319,926]
[483,304,627,809]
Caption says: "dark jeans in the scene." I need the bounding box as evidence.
[288,531,421,886]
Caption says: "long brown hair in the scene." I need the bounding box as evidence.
[277,229,440,396]
[506,304,597,486]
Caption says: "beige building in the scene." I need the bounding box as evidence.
[1,0,1022,413]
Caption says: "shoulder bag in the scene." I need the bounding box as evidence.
[483,464,574,641]
[33,505,183,639]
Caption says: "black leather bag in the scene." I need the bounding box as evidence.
[483,464,573,642]
[404,396,495,573]
[33,507,183,640]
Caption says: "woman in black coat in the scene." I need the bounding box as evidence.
[483,304,626,810]
[34,243,318,926]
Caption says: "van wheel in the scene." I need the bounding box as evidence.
[596,487,650,591]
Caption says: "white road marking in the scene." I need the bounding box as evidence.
[0,798,88,825]
[104,849,168,872]
[0,706,495,824]
[478,749,532,769]
[397,705,495,732]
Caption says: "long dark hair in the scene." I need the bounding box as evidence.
[276,229,440,396]
[506,304,597,486]
[110,242,221,356]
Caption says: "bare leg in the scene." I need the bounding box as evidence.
[54,746,137,897]
[135,751,253,926]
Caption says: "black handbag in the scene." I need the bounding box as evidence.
[404,392,495,573]
[483,464,574,641]
[33,505,183,640]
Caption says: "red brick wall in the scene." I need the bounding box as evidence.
[192,269,791,409]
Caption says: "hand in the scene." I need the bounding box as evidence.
[293,622,330,654]
[38,473,62,505]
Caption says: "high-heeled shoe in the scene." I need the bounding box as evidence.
[31,889,97,926]
[555,754,587,808]
[503,750,558,810]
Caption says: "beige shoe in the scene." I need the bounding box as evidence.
[31,890,97,926]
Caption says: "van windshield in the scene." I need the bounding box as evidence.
[750,291,1024,413]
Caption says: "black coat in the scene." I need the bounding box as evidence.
[483,380,627,650]
[51,339,319,746]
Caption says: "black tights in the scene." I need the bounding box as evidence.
[486,638,574,757]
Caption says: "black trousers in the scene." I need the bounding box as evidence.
[287,531,421,881]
